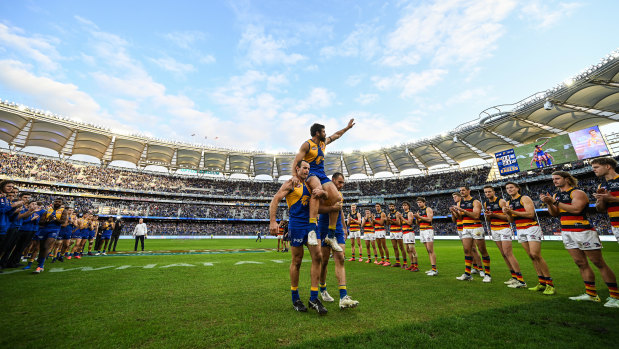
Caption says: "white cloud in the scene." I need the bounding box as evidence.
[0,23,61,71]
[163,30,206,49]
[199,54,216,64]
[355,93,379,105]
[150,57,196,75]
[238,25,306,66]
[295,88,335,112]
[0,59,103,124]
[320,24,380,60]
[445,87,489,105]
[386,0,517,67]
[521,1,583,28]
[345,75,364,87]
[371,69,447,97]
[333,112,420,152]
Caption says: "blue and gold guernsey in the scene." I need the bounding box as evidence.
[286,181,313,230]
[304,139,331,184]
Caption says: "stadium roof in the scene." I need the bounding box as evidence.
[1,54,618,177]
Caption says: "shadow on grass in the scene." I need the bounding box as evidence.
[287,298,619,348]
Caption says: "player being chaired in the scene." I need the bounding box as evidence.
[269,160,327,315]
[347,204,363,261]
[292,120,355,252]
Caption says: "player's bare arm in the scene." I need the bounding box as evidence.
[325,119,355,145]
[291,142,310,185]
[269,180,294,235]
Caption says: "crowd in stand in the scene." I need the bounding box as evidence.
[1,150,618,237]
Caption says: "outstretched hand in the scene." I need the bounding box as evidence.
[347,118,355,129]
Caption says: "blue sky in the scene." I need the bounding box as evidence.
[0,0,618,156]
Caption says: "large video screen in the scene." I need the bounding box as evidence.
[496,125,610,175]
[568,125,611,160]
[513,134,578,171]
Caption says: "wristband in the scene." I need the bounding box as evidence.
[553,200,560,207]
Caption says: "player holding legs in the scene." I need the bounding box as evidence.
[541,172,617,307]
[361,209,378,264]
[503,182,554,294]
[373,204,389,265]
[591,157,619,243]
[452,186,491,282]
[401,202,419,272]
[483,186,526,288]
[317,173,359,309]
[387,203,406,268]
[347,204,363,261]
[413,198,437,276]
[292,121,355,252]
[269,160,326,315]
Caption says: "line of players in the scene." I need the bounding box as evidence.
[343,157,619,308]
[0,186,118,274]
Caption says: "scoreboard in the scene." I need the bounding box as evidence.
[495,149,520,175]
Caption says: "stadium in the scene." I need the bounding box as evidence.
[1,3,619,348]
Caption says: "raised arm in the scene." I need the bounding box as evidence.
[326,119,355,145]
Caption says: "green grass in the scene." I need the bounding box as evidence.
[1,239,618,348]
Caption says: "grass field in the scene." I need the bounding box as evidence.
[1,239,618,348]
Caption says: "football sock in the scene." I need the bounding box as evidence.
[319,283,327,293]
[291,286,300,302]
[538,275,546,286]
[339,285,347,299]
[310,287,319,301]
[482,256,491,276]
[584,281,597,297]
[544,276,554,287]
[464,256,473,276]
[516,272,524,283]
[606,282,619,299]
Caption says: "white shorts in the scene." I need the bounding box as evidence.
[491,228,513,242]
[349,230,361,239]
[363,233,375,241]
[419,229,434,243]
[390,232,403,240]
[277,235,283,240]
[460,227,485,240]
[562,230,602,250]
[612,226,619,243]
[403,232,415,244]
[516,226,543,243]
[375,229,386,239]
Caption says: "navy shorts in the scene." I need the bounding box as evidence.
[102,233,112,240]
[288,225,315,247]
[308,171,331,185]
[318,229,345,246]
[58,230,72,240]
[35,229,60,240]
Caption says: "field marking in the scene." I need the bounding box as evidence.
[90,249,272,257]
